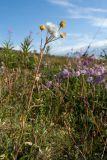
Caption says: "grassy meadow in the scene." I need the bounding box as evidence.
[0,22,107,160]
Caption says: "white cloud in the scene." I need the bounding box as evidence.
[68,9,107,28]
[86,7,107,13]
[48,0,71,7]
[48,0,107,14]
[51,36,107,55]
[92,39,107,48]
[48,0,107,28]
[68,9,93,19]
[73,6,107,14]
[91,17,107,28]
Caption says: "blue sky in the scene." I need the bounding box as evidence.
[0,0,107,55]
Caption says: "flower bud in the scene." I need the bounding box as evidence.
[59,20,66,28]
[39,25,46,31]
[60,32,67,38]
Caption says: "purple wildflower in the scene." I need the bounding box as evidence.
[87,68,95,76]
[56,69,71,80]
[99,66,105,74]
[82,60,91,66]
[80,69,87,75]
[93,73,107,84]
[96,71,102,76]
[75,70,81,77]
[61,69,71,78]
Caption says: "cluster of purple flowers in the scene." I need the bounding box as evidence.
[72,57,107,83]
[56,69,71,81]
[46,69,71,88]
[46,56,107,90]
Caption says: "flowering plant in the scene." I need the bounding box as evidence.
[28,20,67,106]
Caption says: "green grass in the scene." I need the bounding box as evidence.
[0,48,107,160]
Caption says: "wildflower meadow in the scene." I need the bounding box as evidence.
[0,21,107,160]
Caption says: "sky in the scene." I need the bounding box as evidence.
[0,0,107,55]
